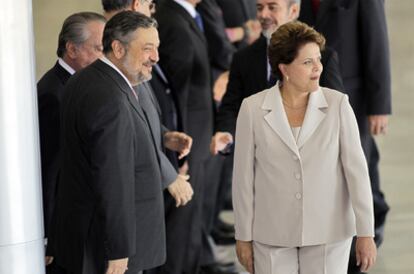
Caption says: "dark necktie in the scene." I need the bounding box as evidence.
[194,12,204,32]
[312,0,321,15]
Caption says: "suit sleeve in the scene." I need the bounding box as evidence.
[37,90,61,239]
[197,0,235,71]
[159,150,178,189]
[320,47,345,92]
[83,95,136,260]
[215,52,245,135]
[339,95,375,237]
[232,99,255,241]
[360,0,392,114]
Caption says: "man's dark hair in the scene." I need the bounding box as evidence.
[57,12,106,58]
[103,10,157,54]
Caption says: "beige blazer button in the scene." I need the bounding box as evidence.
[295,193,302,200]
[295,173,301,180]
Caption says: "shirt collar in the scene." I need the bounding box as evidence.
[58,58,75,75]
[174,0,197,18]
[100,56,134,91]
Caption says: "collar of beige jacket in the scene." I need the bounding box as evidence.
[261,85,328,153]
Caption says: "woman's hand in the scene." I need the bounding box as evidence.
[355,237,377,272]
[236,240,254,274]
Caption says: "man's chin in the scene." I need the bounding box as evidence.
[137,73,152,83]
[262,29,276,40]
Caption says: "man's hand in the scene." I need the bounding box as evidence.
[368,115,389,135]
[210,132,233,155]
[167,174,193,207]
[106,258,128,274]
[213,71,229,103]
[356,237,377,273]
[45,256,54,266]
[164,131,193,159]
[178,161,189,176]
[236,240,254,274]
[244,19,261,44]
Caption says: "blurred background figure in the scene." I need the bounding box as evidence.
[298,1,392,272]
[36,12,106,274]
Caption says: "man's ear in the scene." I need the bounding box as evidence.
[289,3,300,21]
[111,40,126,59]
[65,42,78,59]
[131,0,141,11]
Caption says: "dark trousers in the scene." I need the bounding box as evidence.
[147,160,206,274]
[348,128,390,274]
[200,155,226,266]
[46,261,67,274]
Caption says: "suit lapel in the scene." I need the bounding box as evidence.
[168,1,206,43]
[142,82,162,116]
[93,60,147,123]
[54,62,71,85]
[262,86,299,155]
[296,88,328,149]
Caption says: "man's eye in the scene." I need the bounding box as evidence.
[268,5,278,11]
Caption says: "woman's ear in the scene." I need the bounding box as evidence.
[278,63,287,78]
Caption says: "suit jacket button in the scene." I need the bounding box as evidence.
[295,173,301,180]
[296,193,302,200]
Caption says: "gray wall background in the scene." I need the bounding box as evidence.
[33,0,102,80]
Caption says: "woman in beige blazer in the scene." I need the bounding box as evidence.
[233,21,377,274]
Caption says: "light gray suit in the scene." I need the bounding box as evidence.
[232,85,374,248]
[136,82,177,188]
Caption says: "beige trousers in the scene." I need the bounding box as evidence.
[253,238,352,274]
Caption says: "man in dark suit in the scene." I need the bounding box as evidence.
[36,12,106,273]
[154,1,215,273]
[102,0,195,222]
[49,12,186,274]
[211,0,344,154]
[298,1,391,273]
[217,0,259,49]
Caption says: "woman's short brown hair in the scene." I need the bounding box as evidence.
[268,21,326,80]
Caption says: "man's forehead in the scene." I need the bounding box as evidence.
[133,27,160,44]
[257,0,285,5]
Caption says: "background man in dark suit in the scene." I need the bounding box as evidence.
[50,11,183,274]
[102,0,195,221]
[298,0,392,273]
[211,0,344,155]
[153,0,215,273]
[36,12,106,273]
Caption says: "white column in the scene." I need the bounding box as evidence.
[0,0,45,273]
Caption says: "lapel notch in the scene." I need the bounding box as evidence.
[296,88,328,148]
[262,86,300,155]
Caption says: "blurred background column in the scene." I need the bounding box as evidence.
[0,0,45,273]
